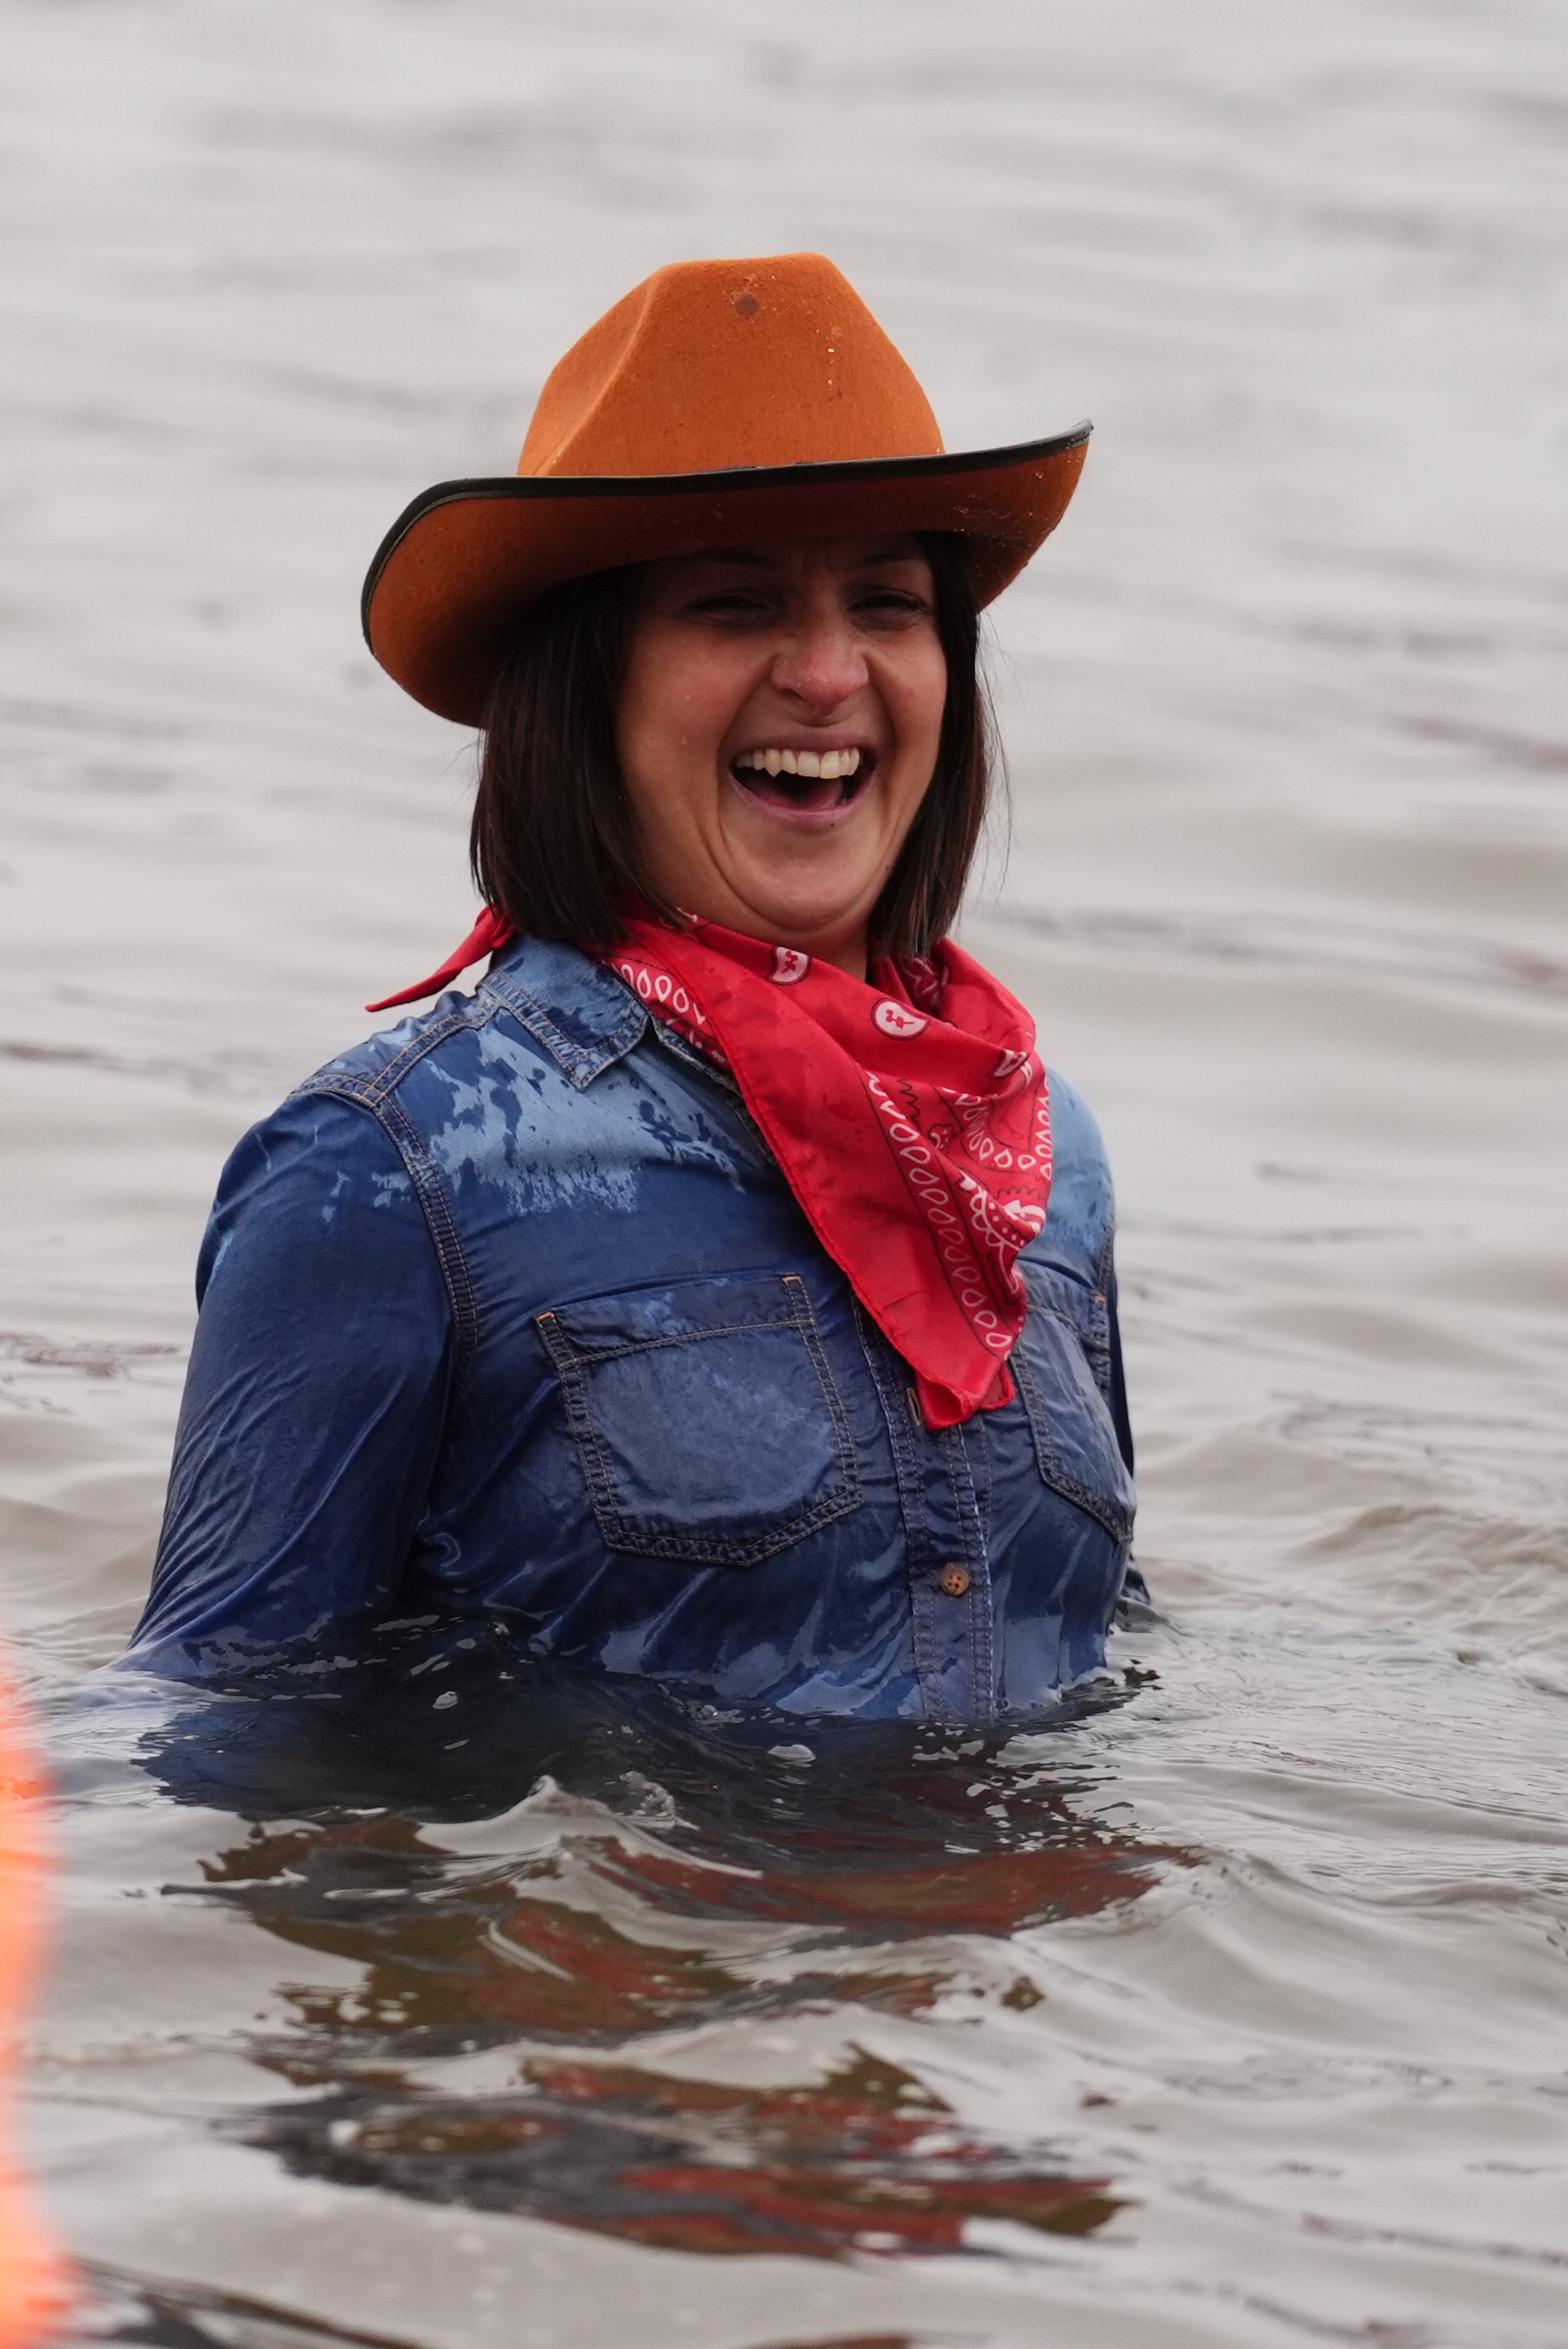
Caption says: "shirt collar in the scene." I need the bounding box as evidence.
[479,935,648,1090]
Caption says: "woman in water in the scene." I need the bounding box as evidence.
[129,251,1139,1722]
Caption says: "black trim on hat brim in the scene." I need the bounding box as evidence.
[360,423,1092,649]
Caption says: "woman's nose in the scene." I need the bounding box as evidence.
[769,607,869,715]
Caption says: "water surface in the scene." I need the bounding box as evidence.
[3,2,1565,2342]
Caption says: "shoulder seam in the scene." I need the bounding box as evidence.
[300,1079,481,1384]
[293,996,493,1111]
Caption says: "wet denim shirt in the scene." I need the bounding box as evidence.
[128,934,1139,1721]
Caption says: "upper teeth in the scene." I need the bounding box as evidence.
[737,747,862,781]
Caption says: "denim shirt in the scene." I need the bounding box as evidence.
[128,936,1138,1721]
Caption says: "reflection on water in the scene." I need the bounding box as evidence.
[131,1661,1174,2264]
[248,2045,1120,2261]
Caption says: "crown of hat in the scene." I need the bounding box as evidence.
[517,252,945,483]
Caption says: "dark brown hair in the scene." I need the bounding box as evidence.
[471,533,994,959]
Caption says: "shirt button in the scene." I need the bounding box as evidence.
[937,1562,972,1599]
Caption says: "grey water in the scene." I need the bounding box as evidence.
[3,1,1566,2342]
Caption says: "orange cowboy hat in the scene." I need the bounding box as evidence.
[362,250,1090,726]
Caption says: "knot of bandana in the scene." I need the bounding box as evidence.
[370,910,1052,1428]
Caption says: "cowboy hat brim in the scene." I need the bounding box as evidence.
[362,426,1091,726]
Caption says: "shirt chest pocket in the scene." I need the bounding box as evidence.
[535,1271,861,1567]
[1011,1262,1136,1544]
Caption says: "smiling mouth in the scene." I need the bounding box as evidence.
[730,744,876,815]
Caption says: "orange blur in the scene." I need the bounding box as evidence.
[0,1676,69,2344]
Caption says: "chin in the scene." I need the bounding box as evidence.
[740,885,874,941]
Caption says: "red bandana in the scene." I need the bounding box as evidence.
[370,912,1052,1428]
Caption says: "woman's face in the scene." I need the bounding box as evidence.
[616,535,947,976]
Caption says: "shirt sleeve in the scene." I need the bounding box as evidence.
[125,1089,455,1681]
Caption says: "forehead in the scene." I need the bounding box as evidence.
[648,535,929,584]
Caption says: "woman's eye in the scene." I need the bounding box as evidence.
[854,591,932,623]
[683,592,776,623]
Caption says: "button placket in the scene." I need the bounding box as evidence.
[940,1419,996,1716]
[853,1308,987,1722]
[903,1421,991,1724]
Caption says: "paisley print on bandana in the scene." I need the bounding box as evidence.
[605,916,1052,1428]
